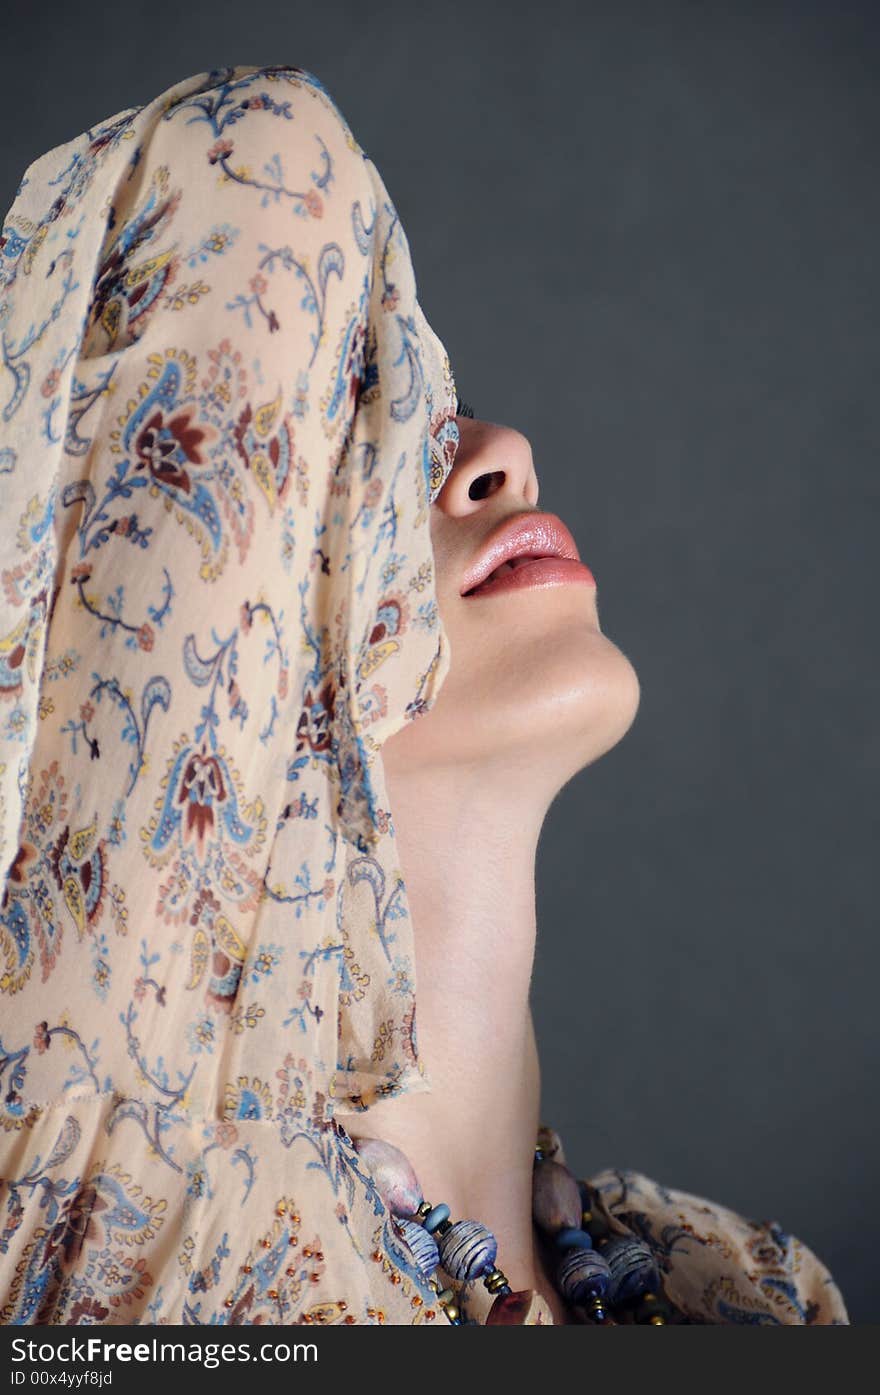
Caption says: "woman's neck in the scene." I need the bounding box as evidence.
[341,756,568,1320]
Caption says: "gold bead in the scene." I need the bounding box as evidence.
[224,1296,234,1308]
[649,1314,666,1325]
[536,1125,555,1152]
[442,1302,460,1323]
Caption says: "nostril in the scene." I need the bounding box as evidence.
[468,471,505,502]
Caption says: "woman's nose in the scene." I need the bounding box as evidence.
[433,419,540,516]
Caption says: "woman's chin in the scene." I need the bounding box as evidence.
[485,632,641,781]
[381,628,640,789]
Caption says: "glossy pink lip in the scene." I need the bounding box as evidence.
[460,510,596,597]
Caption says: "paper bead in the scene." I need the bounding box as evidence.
[556,1247,612,1305]
[395,1218,440,1277]
[437,1220,498,1281]
[603,1236,660,1305]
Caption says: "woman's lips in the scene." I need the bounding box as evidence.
[464,555,596,598]
[460,510,597,598]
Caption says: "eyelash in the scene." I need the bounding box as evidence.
[455,394,475,419]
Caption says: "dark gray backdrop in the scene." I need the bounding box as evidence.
[3,0,876,1322]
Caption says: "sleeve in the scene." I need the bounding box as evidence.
[587,1166,849,1324]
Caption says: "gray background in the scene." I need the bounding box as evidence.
[3,0,876,1322]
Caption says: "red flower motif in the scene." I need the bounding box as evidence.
[68,1297,110,1325]
[134,407,207,488]
[70,562,92,583]
[7,839,37,886]
[364,477,383,510]
[41,367,61,398]
[208,139,234,165]
[303,188,323,218]
[33,1022,51,1054]
[295,678,336,754]
[137,623,154,652]
[47,1185,108,1265]
[215,1122,239,1149]
[177,744,228,854]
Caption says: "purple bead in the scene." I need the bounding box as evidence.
[437,1220,498,1281]
[556,1247,612,1305]
[395,1218,440,1277]
[351,1136,423,1216]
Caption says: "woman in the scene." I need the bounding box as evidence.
[0,64,847,1325]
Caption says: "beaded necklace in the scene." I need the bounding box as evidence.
[347,1125,675,1326]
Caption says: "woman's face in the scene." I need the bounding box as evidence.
[382,417,641,795]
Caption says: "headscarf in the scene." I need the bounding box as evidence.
[0,65,459,1134]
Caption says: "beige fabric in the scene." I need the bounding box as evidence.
[0,66,847,1325]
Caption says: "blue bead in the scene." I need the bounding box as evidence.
[603,1237,659,1305]
[557,1247,611,1305]
[555,1227,593,1252]
[423,1203,450,1233]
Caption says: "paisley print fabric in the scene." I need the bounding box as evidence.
[0,65,847,1325]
